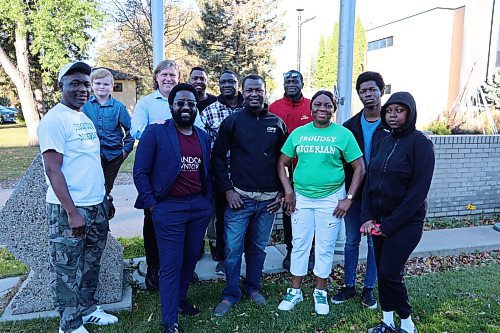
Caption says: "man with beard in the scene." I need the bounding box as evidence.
[269,69,313,271]
[133,83,213,333]
[130,60,204,290]
[200,70,244,275]
[212,74,287,316]
[38,62,118,333]
[189,67,217,113]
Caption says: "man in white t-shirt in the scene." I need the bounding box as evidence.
[38,62,118,333]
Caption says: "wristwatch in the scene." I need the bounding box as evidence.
[347,194,353,200]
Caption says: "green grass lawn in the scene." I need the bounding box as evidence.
[0,264,497,333]
[0,124,30,148]
[0,125,135,184]
[0,247,29,279]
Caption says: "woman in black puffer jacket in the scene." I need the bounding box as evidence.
[360,92,435,333]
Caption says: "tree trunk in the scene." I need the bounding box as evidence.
[0,26,40,146]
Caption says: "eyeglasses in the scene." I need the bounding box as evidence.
[219,79,237,85]
[283,72,300,79]
[173,100,197,108]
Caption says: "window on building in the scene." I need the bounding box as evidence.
[384,84,392,94]
[113,83,123,92]
[368,36,394,51]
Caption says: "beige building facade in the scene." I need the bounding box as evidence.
[365,0,499,128]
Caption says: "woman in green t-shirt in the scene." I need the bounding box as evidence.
[276,90,366,315]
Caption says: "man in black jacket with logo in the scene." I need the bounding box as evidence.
[212,74,287,316]
[332,72,390,309]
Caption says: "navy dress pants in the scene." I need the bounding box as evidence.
[151,194,212,326]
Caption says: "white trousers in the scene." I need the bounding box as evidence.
[290,186,345,279]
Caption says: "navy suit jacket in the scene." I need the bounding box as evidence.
[133,119,213,209]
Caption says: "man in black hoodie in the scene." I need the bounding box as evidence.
[332,72,390,309]
[212,74,287,316]
[200,70,245,274]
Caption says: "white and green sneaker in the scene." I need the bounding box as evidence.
[313,289,329,315]
[278,288,303,311]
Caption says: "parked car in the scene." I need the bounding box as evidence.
[0,105,17,124]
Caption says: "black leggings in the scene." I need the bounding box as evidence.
[373,222,423,319]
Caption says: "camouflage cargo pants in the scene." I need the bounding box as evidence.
[47,202,109,332]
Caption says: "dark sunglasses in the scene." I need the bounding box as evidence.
[173,100,197,108]
[283,72,300,79]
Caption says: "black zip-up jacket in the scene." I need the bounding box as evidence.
[212,104,288,193]
[361,92,435,237]
[342,110,390,200]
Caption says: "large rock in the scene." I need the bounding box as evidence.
[0,154,123,314]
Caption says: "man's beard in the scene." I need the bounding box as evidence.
[172,112,196,127]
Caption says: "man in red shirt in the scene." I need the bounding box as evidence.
[269,70,313,270]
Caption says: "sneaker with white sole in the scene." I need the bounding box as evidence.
[313,289,329,315]
[278,288,303,311]
[82,306,118,326]
[59,325,89,333]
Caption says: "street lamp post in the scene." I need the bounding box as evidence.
[296,9,316,72]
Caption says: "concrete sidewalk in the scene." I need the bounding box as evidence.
[1,184,499,284]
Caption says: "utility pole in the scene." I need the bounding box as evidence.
[152,0,164,69]
[296,9,316,72]
[336,0,356,125]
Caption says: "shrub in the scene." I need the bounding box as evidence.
[426,120,451,135]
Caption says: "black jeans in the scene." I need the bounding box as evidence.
[101,154,124,195]
[214,190,227,260]
[144,209,160,269]
[373,222,423,319]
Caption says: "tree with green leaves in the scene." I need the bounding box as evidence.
[0,0,103,146]
[182,0,285,91]
[97,0,197,93]
[313,17,367,90]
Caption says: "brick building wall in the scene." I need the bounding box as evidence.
[427,135,500,218]
[272,135,499,230]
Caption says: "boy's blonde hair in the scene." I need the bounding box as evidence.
[90,68,114,84]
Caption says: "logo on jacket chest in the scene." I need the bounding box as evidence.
[267,126,277,133]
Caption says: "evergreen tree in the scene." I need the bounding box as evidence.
[182,0,285,90]
[353,17,367,86]
[315,36,327,88]
[314,17,366,90]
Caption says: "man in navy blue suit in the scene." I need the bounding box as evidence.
[133,83,213,333]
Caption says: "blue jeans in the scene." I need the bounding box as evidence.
[222,196,275,304]
[151,194,212,326]
[343,201,377,288]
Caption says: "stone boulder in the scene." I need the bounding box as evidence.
[0,154,123,314]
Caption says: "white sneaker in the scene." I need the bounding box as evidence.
[313,289,329,315]
[278,288,303,311]
[59,325,89,333]
[82,306,119,325]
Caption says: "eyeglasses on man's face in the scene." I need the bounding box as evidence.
[173,100,197,108]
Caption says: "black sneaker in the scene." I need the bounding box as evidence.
[367,322,396,333]
[361,287,378,309]
[331,286,356,304]
[162,323,182,333]
[179,301,201,316]
[282,251,291,270]
[145,266,159,291]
